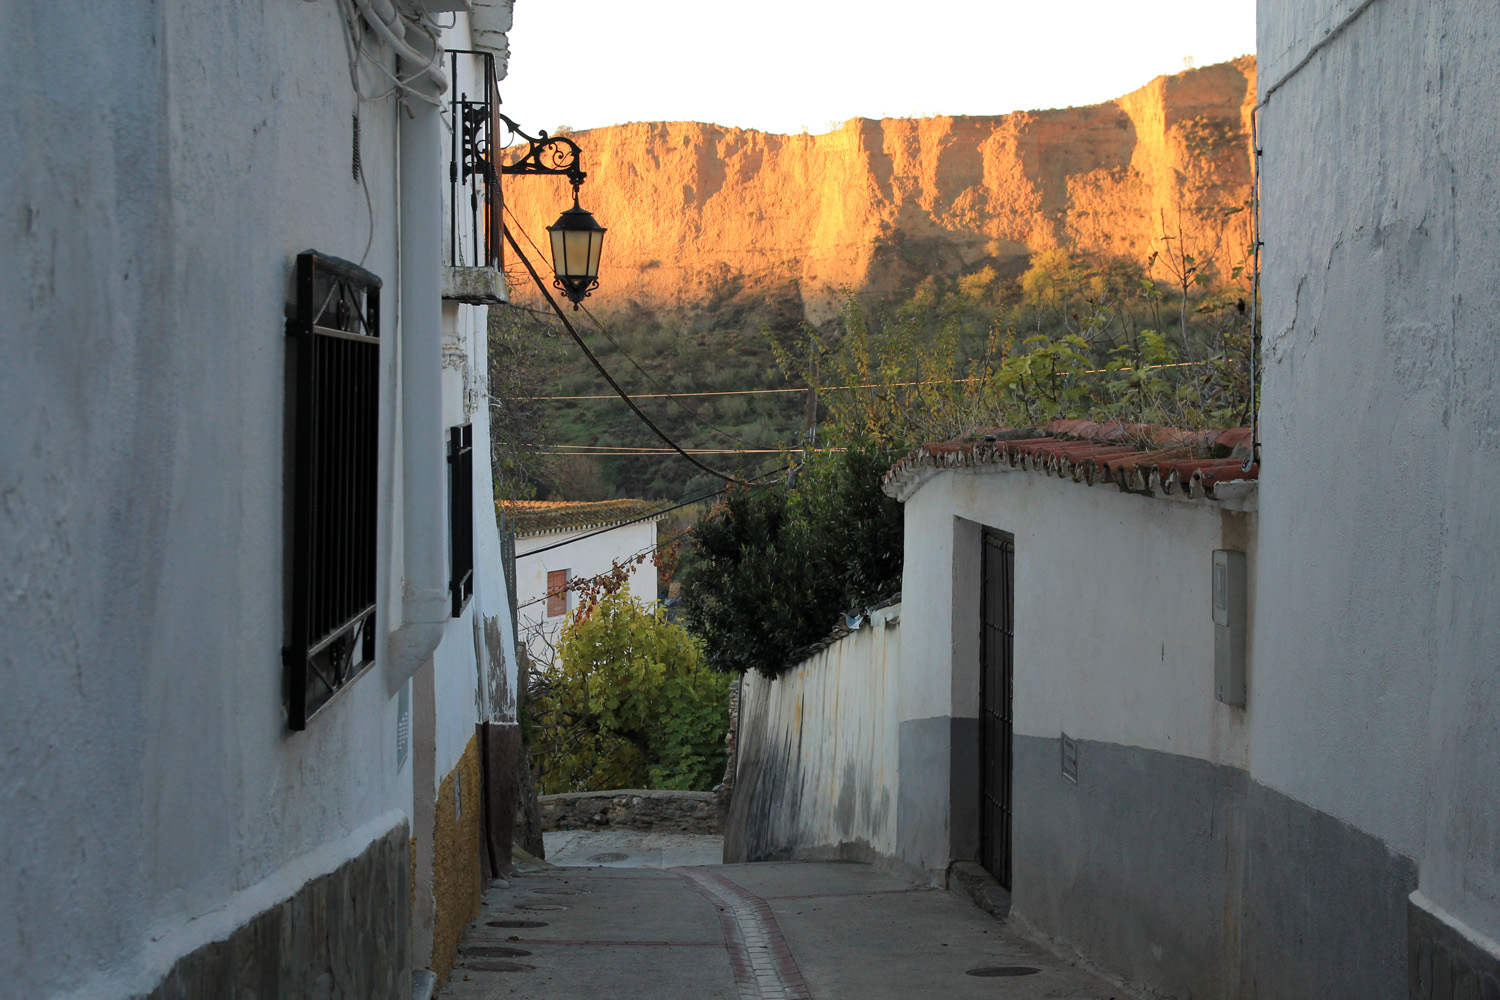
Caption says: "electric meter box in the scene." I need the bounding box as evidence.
[1213,549,1247,706]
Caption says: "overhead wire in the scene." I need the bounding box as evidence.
[502,204,766,452]
[500,223,755,485]
[523,361,1203,400]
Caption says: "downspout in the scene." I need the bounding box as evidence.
[386,94,450,691]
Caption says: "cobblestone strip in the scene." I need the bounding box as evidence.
[672,867,812,1000]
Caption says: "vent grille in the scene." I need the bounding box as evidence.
[1061,733,1079,784]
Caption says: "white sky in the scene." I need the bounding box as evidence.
[500,1,1256,137]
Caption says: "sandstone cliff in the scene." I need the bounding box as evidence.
[502,57,1255,323]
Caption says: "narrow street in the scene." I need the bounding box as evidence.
[438,840,1125,1000]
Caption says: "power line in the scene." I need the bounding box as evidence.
[501,223,752,485]
[542,447,840,455]
[509,468,786,560]
[502,204,761,451]
[525,363,1201,401]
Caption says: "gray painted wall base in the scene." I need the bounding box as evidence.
[140,823,412,1000]
[1013,735,1417,1000]
[1409,898,1500,1000]
[896,716,979,879]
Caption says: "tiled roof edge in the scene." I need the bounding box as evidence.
[882,420,1258,506]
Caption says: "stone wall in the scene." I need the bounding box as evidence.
[539,790,723,834]
[429,736,483,989]
[143,822,411,1000]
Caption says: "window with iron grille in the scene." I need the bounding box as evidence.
[449,423,474,616]
[283,250,381,731]
[546,569,570,618]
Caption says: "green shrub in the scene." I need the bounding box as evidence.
[530,590,729,792]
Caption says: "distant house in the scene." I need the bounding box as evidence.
[502,500,666,666]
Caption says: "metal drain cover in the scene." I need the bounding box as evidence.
[966,966,1041,977]
[587,851,629,862]
[530,887,589,895]
[462,960,534,973]
[486,919,548,928]
[461,945,532,958]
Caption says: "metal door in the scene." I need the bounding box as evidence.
[979,529,1014,888]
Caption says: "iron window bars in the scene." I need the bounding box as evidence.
[449,423,474,616]
[284,250,381,731]
[448,49,502,270]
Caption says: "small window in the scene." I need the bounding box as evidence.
[546,569,570,617]
[448,424,474,616]
[283,250,381,731]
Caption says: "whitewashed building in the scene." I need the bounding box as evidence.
[0,0,574,996]
[504,500,665,666]
[732,5,1500,997]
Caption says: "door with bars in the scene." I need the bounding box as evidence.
[979,529,1015,888]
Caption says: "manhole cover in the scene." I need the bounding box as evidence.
[530,887,589,895]
[462,960,535,973]
[588,852,629,862]
[966,967,1041,978]
[461,945,532,958]
[486,919,548,928]
[515,901,569,911]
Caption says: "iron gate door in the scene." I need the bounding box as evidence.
[980,529,1014,888]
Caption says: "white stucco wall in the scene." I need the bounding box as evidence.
[514,518,661,666]
[1,3,514,996]
[1255,0,1500,940]
[735,607,902,859]
[900,469,1253,768]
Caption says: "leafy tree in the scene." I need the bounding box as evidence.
[684,441,904,677]
[530,590,729,792]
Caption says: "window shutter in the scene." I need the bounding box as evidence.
[546,569,569,617]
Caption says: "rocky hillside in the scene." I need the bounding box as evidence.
[503,57,1255,324]
[498,58,1257,502]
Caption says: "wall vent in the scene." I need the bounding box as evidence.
[1060,733,1079,784]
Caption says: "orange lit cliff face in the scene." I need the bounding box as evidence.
[501,57,1255,323]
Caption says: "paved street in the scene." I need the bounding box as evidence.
[438,855,1126,1000]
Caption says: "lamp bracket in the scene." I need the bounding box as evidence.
[497,113,586,191]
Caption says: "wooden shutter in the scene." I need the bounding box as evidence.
[546,569,569,617]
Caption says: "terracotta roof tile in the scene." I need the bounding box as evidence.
[497,498,665,536]
[882,420,1257,504]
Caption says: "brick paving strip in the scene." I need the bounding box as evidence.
[671,867,812,1000]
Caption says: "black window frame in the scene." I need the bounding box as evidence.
[449,423,474,616]
[283,250,382,731]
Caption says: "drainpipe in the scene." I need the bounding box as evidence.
[386,96,449,692]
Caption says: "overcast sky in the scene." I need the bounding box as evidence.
[499,0,1256,136]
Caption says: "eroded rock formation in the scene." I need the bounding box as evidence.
[502,57,1255,322]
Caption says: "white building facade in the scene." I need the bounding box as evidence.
[504,500,665,667]
[1255,1,1500,996]
[733,4,1500,993]
[0,0,552,996]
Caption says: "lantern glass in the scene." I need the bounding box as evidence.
[545,201,607,305]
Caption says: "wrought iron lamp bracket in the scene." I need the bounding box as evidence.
[496,112,587,192]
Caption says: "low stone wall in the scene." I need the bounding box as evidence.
[539,789,723,834]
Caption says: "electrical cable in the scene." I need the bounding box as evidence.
[502,204,765,451]
[576,299,764,450]
[501,223,753,485]
[524,362,1201,400]
[510,465,787,566]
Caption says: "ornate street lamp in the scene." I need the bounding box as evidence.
[546,197,606,308]
[497,114,606,309]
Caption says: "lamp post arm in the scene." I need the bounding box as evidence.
[496,113,587,190]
